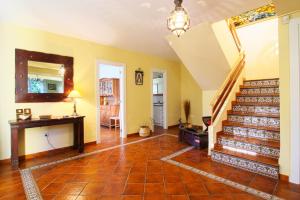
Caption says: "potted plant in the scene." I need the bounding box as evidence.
[184,100,192,128]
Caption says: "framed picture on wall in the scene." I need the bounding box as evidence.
[48,83,57,90]
[135,69,144,85]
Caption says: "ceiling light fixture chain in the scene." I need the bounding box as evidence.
[174,0,182,7]
[167,0,190,37]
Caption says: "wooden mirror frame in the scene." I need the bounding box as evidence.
[15,49,74,103]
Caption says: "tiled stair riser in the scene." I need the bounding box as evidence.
[227,115,280,128]
[236,96,280,104]
[232,105,280,115]
[240,87,279,95]
[212,79,280,179]
[243,79,279,87]
[218,137,280,158]
[223,126,280,141]
[211,151,279,179]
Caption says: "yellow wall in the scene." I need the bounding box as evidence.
[180,64,202,126]
[278,11,300,176]
[0,23,181,160]
[202,90,217,117]
[237,18,279,80]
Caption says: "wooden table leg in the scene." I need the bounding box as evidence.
[78,119,84,153]
[73,122,79,149]
[11,127,19,170]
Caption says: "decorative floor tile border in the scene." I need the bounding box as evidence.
[20,134,173,200]
[20,133,283,200]
[20,169,42,200]
[160,146,283,200]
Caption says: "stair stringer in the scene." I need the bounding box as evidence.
[208,67,245,155]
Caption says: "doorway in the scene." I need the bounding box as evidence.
[96,61,126,143]
[151,69,167,132]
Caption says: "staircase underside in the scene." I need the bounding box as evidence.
[211,78,280,179]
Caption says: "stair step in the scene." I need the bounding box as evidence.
[223,125,280,141]
[211,146,279,179]
[217,133,280,158]
[218,132,280,148]
[232,101,279,107]
[236,92,279,97]
[236,96,279,104]
[227,110,279,118]
[232,105,280,115]
[243,78,279,88]
[223,121,280,132]
[240,85,279,89]
[240,88,279,95]
[227,115,280,129]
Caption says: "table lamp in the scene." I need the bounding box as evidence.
[68,90,81,116]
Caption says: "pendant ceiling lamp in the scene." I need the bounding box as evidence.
[167,0,190,37]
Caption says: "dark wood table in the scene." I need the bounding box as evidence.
[179,126,208,149]
[8,116,85,169]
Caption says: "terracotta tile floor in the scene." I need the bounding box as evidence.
[172,148,300,199]
[1,127,300,199]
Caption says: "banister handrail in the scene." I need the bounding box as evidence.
[211,52,245,122]
[227,19,242,52]
[210,19,245,123]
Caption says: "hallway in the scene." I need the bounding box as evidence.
[1,127,298,199]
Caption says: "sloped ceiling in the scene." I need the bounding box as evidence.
[273,0,300,16]
[0,0,269,60]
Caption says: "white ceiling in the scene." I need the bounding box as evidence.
[0,0,269,60]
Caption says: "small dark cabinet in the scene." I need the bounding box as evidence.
[179,126,208,149]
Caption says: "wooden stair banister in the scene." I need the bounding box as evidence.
[211,20,245,123]
[227,19,242,52]
[211,53,245,122]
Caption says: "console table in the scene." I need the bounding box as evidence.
[8,116,85,169]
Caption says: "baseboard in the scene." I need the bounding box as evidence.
[0,141,96,165]
[279,174,289,182]
[127,132,139,137]
[168,124,179,129]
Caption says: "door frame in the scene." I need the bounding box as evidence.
[95,60,127,143]
[150,69,168,130]
[289,17,300,184]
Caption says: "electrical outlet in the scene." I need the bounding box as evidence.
[44,133,48,137]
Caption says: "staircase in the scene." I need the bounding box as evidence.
[211,78,280,179]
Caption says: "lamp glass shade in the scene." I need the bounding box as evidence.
[68,90,81,98]
[167,5,190,37]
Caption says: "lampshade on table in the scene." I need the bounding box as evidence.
[68,90,81,116]
[68,90,81,98]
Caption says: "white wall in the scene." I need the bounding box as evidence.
[167,20,239,90]
[236,18,279,80]
[99,64,122,79]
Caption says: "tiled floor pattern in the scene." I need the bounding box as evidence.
[20,133,290,200]
[0,128,169,199]
[172,148,300,200]
[1,127,300,199]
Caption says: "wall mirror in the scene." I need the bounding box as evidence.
[15,49,74,102]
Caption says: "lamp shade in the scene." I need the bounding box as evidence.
[167,0,190,37]
[68,90,81,98]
